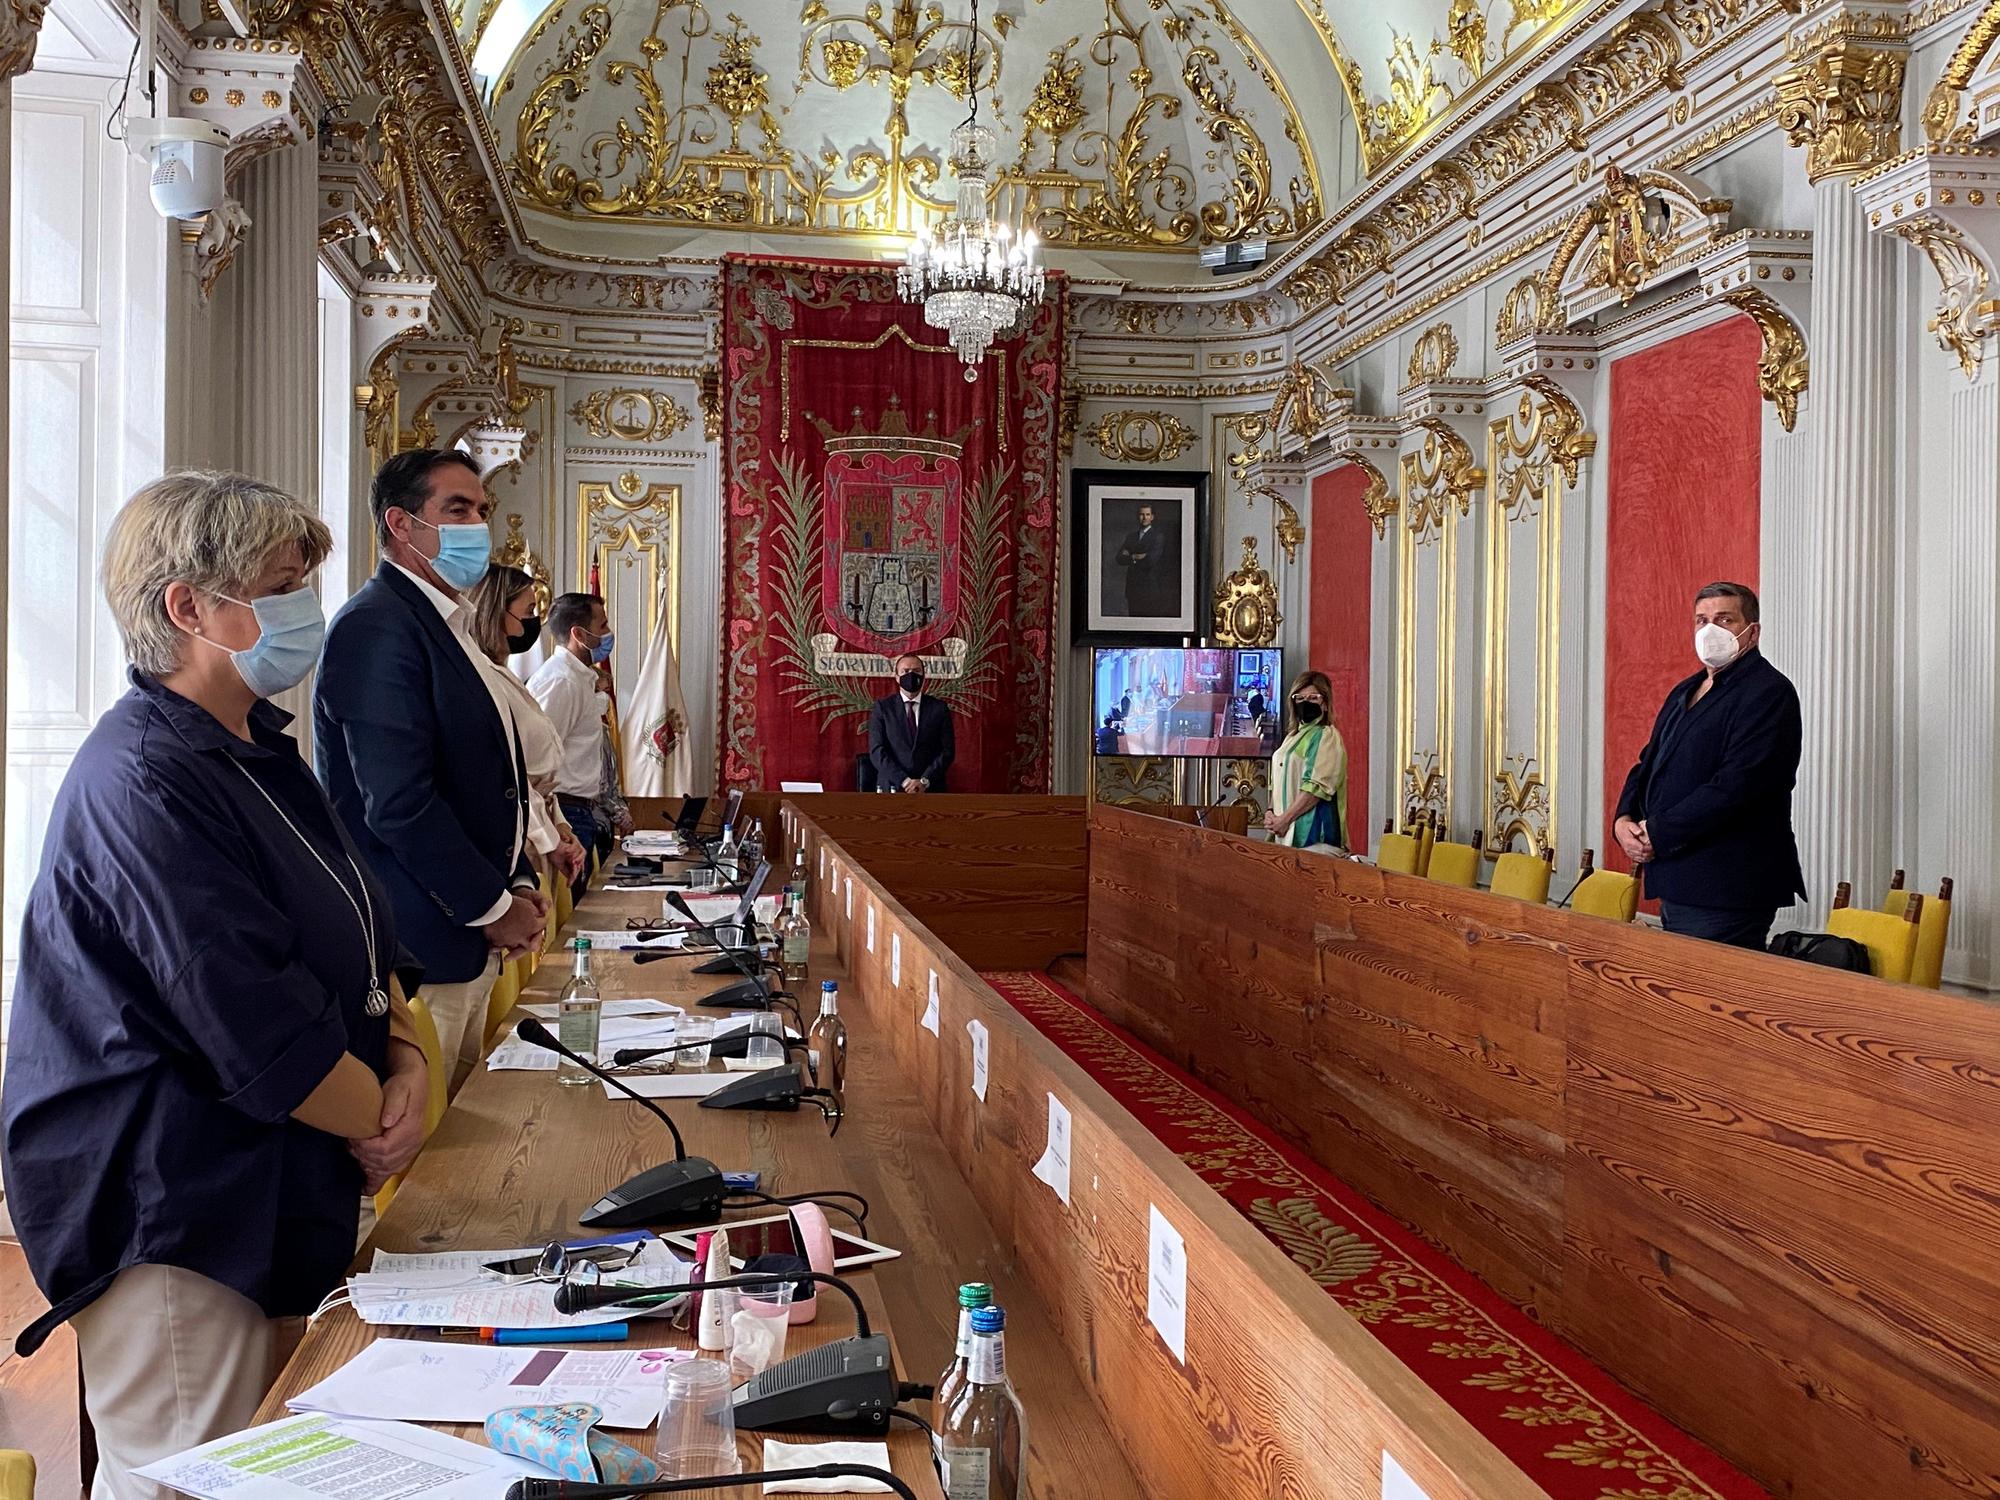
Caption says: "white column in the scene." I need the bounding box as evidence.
[229,146,320,500]
[1777,28,1906,916]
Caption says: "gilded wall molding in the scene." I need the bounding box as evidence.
[1723,287,1811,426]
[1211,536,1282,648]
[1082,410,1199,464]
[1856,148,2000,380]
[1405,321,1463,386]
[1923,0,2000,142]
[569,386,695,442]
[0,0,47,80]
[1775,37,1907,183]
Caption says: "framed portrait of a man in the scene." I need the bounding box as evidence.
[1070,469,1209,642]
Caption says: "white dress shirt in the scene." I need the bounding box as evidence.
[390,564,528,926]
[527,647,608,799]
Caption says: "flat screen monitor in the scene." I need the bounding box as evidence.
[1090,646,1284,759]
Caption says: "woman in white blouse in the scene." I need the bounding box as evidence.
[466,567,586,885]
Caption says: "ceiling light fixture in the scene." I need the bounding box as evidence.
[895,0,1044,380]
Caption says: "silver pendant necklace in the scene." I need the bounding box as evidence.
[228,759,389,1017]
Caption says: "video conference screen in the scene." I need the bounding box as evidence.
[1090,647,1284,759]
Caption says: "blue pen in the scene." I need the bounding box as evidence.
[483,1322,629,1345]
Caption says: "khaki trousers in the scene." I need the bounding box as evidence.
[421,954,500,1094]
[71,1264,302,1500]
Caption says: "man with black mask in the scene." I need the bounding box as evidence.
[868,651,955,793]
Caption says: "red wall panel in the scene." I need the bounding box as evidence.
[1603,315,1763,877]
[1310,465,1375,845]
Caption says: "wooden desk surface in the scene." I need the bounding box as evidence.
[256,880,1142,1500]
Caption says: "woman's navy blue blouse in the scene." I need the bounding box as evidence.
[3,673,397,1354]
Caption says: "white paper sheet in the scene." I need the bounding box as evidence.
[623,833,686,855]
[1147,1205,1188,1363]
[346,1242,691,1329]
[571,929,682,951]
[760,1440,894,1493]
[891,932,902,987]
[1382,1453,1435,1500]
[486,1015,683,1071]
[780,781,824,793]
[134,1414,546,1500]
[287,1339,685,1429]
[522,999,680,1021]
[923,971,941,1036]
[819,847,826,880]
[844,876,854,920]
[967,1019,989,1101]
[866,903,876,952]
[598,1070,737,1099]
[683,894,743,925]
[1032,1093,1072,1205]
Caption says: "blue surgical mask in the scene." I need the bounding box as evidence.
[588,629,615,665]
[199,587,326,698]
[409,514,492,591]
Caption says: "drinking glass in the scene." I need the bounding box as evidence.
[654,1357,740,1477]
[675,1016,713,1070]
[745,1012,784,1069]
[728,1281,794,1384]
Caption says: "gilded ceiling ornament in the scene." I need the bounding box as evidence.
[1522,375,1595,487]
[570,387,696,442]
[1568,13,1682,117]
[1922,0,2000,143]
[1211,536,1281,648]
[705,14,770,150]
[1446,0,1489,78]
[191,197,253,305]
[1775,42,1906,183]
[0,0,50,80]
[1266,358,1341,445]
[1359,463,1398,539]
[1405,321,1461,385]
[1722,288,1809,429]
[1017,39,1086,167]
[820,37,866,89]
[1179,39,1318,243]
[1082,409,1198,463]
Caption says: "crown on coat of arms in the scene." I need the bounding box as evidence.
[807,394,977,461]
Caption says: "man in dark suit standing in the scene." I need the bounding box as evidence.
[868,651,955,793]
[1115,504,1176,617]
[1613,581,1805,949]
[316,449,548,1089]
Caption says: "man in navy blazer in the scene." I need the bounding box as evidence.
[1613,581,1806,949]
[868,651,955,793]
[316,450,547,1088]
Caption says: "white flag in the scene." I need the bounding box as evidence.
[622,574,694,796]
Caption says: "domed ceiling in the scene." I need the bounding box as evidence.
[445,0,1594,266]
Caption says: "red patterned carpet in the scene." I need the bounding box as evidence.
[981,970,1769,1500]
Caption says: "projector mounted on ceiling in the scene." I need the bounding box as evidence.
[1199,239,1267,277]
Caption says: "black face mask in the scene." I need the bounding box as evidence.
[1293,700,1324,724]
[508,614,541,654]
[899,671,925,695]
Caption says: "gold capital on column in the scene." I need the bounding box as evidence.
[1775,40,1907,183]
[0,0,49,82]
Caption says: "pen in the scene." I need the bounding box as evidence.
[478,1323,630,1345]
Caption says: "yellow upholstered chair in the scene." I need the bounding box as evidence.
[539,871,559,957]
[553,870,576,936]
[1427,830,1484,889]
[1881,872,1953,989]
[1415,812,1438,878]
[374,994,450,1218]
[1569,850,1639,923]
[1376,819,1423,876]
[1828,881,1922,984]
[1490,848,1554,905]
[484,959,523,1047]
[0,1450,34,1500]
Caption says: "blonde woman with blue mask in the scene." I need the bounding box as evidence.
[1263,670,1348,849]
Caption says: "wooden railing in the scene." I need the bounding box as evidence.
[1085,804,2000,1500]
[788,803,1554,1500]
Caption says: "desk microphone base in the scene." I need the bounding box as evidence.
[579,1157,727,1228]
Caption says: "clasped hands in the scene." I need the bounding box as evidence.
[353,1038,428,1193]
[483,886,551,961]
[1613,815,1655,866]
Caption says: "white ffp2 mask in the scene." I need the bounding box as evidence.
[1695,621,1744,670]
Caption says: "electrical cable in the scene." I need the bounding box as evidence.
[724,1189,869,1230]
[106,30,143,141]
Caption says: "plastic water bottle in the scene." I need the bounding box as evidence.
[556,938,601,1086]
[940,1305,1026,1498]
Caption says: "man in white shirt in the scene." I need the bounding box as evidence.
[316,449,549,1091]
[528,591,613,899]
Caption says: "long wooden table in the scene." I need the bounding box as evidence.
[255,878,1144,1498]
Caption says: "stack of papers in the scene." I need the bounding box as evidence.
[623,831,687,856]
[569,928,685,951]
[287,1338,687,1428]
[344,1242,692,1330]
[486,1010,684,1071]
[136,1414,548,1500]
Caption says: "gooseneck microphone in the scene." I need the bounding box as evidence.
[503,1465,917,1500]
[554,1269,897,1435]
[511,1019,726,1227]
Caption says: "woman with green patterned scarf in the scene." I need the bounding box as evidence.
[1263,669,1348,849]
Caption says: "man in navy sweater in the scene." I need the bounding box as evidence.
[1613,581,1806,950]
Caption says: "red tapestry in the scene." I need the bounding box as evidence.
[717,255,1064,793]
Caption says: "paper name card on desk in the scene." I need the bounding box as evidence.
[522,999,680,1021]
[1147,1204,1188,1363]
[866,903,876,953]
[486,1015,682,1071]
[135,1413,547,1500]
[844,876,854,920]
[780,780,824,793]
[1382,1454,1435,1500]
[598,1070,735,1099]
[682,894,744,925]
[923,971,941,1036]
[967,1019,989,1101]
[572,929,683,951]
[891,932,902,987]
[1032,1093,1072,1205]
[288,1339,684,1429]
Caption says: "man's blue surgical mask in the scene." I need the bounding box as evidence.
[587,628,615,665]
[408,513,492,591]
[199,587,326,698]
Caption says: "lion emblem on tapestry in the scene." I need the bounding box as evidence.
[717,256,1063,794]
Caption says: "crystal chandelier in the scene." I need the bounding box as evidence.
[896,0,1044,380]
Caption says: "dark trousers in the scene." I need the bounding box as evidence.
[557,796,599,904]
[1659,901,1777,951]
